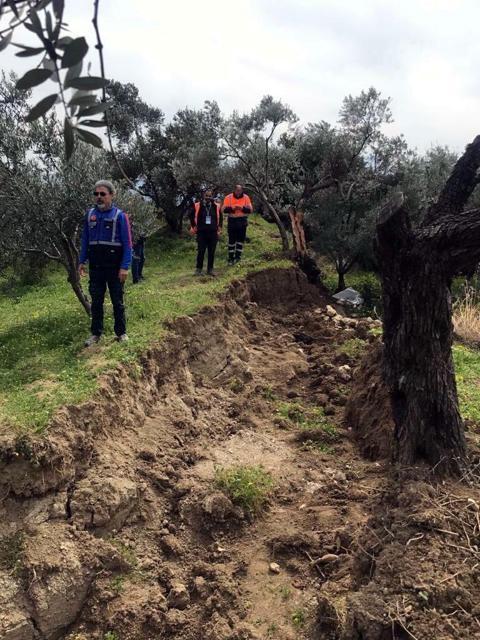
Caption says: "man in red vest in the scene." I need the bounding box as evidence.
[222,184,253,265]
[189,189,222,276]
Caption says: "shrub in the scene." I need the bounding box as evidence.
[453,286,480,347]
[215,465,274,515]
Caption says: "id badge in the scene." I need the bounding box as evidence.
[205,215,212,225]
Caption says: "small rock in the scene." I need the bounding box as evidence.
[269,562,281,574]
[326,305,337,318]
[160,534,184,556]
[467,498,479,511]
[167,582,190,610]
[318,553,339,564]
[193,576,208,596]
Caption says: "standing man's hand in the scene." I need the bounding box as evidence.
[119,268,129,283]
[79,263,87,278]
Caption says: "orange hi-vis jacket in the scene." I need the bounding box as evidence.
[222,193,253,218]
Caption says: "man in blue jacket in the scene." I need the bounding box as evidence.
[79,180,132,347]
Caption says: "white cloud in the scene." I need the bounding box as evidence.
[1,0,479,152]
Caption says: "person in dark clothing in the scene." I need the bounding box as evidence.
[222,184,253,265]
[131,234,146,284]
[79,180,132,346]
[189,189,222,276]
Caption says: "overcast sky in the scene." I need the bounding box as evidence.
[2,0,479,152]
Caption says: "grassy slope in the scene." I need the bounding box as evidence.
[0,215,289,433]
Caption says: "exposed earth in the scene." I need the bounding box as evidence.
[1,268,479,640]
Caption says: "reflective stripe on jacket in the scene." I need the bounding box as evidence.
[79,205,132,269]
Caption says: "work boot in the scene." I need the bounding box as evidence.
[207,269,217,277]
[227,259,234,266]
[194,268,203,276]
[84,335,100,347]
[116,334,129,342]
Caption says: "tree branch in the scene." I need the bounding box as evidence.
[424,134,480,225]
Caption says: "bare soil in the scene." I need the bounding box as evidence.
[1,267,479,640]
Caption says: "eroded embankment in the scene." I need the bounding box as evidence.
[2,266,479,640]
[0,268,318,499]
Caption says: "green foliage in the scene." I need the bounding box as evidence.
[291,608,306,628]
[215,465,274,515]
[110,575,126,595]
[338,338,367,358]
[103,632,119,640]
[453,344,480,423]
[229,378,245,394]
[0,531,25,572]
[260,384,276,401]
[0,216,287,431]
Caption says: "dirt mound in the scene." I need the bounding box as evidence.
[345,342,395,460]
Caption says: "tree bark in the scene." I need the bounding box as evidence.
[67,265,91,316]
[288,206,322,283]
[376,135,480,474]
[336,270,346,293]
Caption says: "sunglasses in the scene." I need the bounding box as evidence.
[93,191,108,196]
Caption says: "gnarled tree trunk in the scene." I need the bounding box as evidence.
[288,206,322,283]
[376,135,480,474]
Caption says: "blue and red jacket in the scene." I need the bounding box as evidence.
[79,205,132,270]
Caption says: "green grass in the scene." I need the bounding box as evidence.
[215,464,274,515]
[453,344,480,423]
[0,531,25,572]
[291,608,306,629]
[338,337,367,358]
[0,216,288,432]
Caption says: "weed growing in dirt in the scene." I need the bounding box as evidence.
[266,622,279,636]
[291,608,306,628]
[229,378,245,393]
[276,401,305,424]
[110,575,126,595]
[338,337,366,358]
[260,384,276,401]
[0,215,288,431]
[277,401,339,448]
[279,585,292,601]
[215,465,274,515]
[103,632,119,640]
[0,531,25,573]
[109,540,138,568]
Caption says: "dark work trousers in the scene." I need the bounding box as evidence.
[196,229,218,272]
[89,267,126,337]
[227,217,248,263]
[132,240,145,283]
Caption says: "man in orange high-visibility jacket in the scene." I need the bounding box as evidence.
[221,184,253,265]
[189,189,222,276]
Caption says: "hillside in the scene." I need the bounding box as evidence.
[0,226,479,640]
[0,215,288,433]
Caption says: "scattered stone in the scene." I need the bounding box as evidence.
[318,553,339,564]
[167,582,190,610]
[332,287,364,307]
[193,575,208,596]
[326,305,337,318]
[269,562,281,574]
[160,534,184,557]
